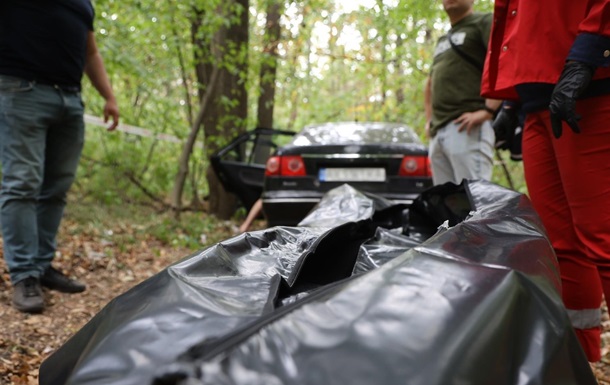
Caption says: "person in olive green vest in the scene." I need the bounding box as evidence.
[423,0,501,185]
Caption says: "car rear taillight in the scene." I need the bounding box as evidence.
[265,156,281,176]
[399,155,432,177]
[281,156,306,176]
[265,155,306,176]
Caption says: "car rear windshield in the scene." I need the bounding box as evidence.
[291,122,421,146]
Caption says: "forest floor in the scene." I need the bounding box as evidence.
[0,197,254,385]
[1,199,610,384]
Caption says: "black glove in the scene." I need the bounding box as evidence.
[549,60,595,139]
[493,106,520,151]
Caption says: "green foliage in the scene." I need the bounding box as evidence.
[81,0,202,203]
[492,152,528,194]
[66,196,238,250]
[77,0,524,210]
[146,211,229,249]
[76,128,191,203]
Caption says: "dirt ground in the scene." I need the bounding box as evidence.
[0,206,215,385]
[1,211,610,384]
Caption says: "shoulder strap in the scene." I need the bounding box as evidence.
[446,32,483,72]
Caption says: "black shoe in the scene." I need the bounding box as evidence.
[41,267,86,293]
[13,277,44,313]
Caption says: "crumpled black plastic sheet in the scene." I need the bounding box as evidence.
[39,180,597,385]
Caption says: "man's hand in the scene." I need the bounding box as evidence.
[549,60,595,139]
[493,106,519,150]
[454,109,493,134]
[104,98,119,131]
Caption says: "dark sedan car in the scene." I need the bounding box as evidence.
[262,121,433,226]
[210,127,296,211]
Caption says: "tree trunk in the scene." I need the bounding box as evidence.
[170,67,219,218]
[256,1,282,129]
[170,2,249,220]
[203,0,250,220]
[395,34,405,105]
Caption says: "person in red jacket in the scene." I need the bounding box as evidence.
[482,0,610,362]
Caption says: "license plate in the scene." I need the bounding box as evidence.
[319,168,386,182]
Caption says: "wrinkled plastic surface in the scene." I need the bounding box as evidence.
[39,180,596,385]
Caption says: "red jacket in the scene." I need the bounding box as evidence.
[481,0,610,102]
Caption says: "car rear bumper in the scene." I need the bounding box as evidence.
[262,191,322,226]
[262,190,419,226]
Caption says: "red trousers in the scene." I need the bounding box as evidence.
[523,94,610,362]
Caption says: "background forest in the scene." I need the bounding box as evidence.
[78,0,519,222]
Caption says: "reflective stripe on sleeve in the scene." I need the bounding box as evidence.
[566,308,602,330]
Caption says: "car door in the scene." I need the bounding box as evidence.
[210,128,295,210]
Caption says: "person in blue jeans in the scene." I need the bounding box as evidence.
[0,1,119,313]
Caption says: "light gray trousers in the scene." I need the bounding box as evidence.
[429,120,495,185]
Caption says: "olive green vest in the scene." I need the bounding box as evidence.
[430,12,492,137]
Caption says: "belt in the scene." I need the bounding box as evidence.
[35,81,80,93]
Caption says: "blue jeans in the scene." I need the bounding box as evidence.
[0,75,85,283]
